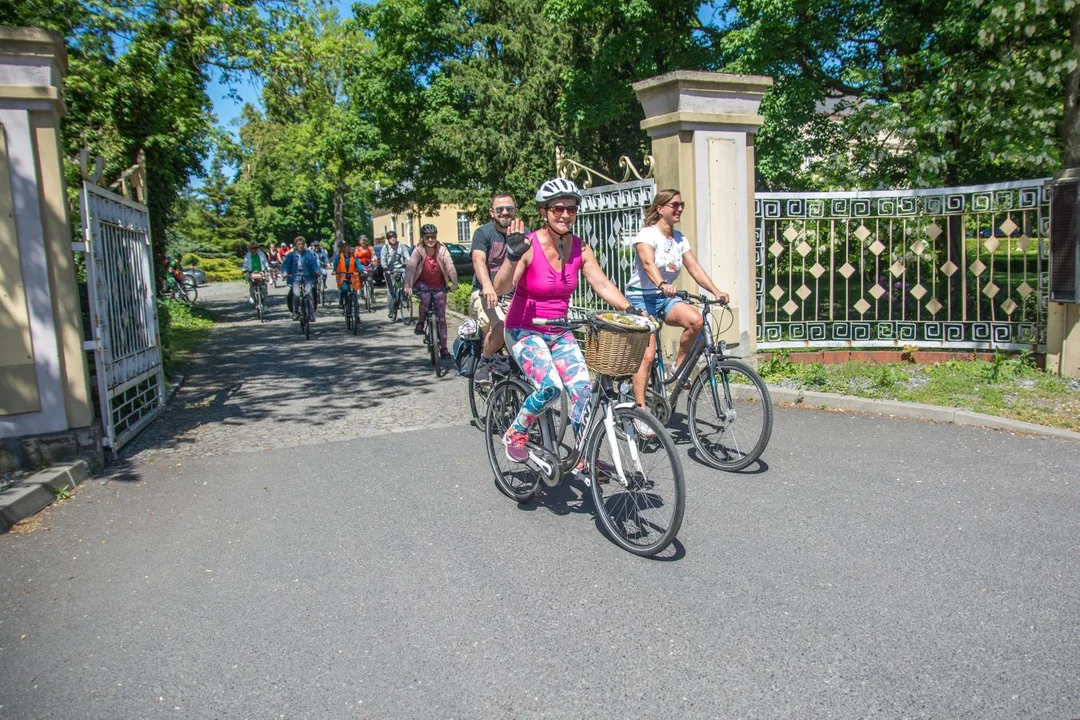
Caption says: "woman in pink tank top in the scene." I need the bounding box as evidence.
[491,178,643,464]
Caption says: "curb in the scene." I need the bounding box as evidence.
[0,460,90,533]
[768,386,1080,442]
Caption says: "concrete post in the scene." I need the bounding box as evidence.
[0,28,95,446]
[633,71,772,359]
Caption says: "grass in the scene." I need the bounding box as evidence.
[160,298,215,373]
[757,351,1080,432]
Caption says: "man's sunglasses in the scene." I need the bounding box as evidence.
[548,205,579,216]
[494,205,516,215]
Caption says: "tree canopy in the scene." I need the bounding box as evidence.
[3,0,1074,261]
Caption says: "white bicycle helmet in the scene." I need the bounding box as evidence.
[535,178,582,207]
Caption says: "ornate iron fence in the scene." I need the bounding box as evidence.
[756,179,1050,350]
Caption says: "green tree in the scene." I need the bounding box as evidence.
[715,0,1075,189]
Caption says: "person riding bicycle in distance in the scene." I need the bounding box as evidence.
[471,192,527,385]
[242,241,270,305]
[282,235,321,321]
[492,178,642,464]
[379,230,410,318]
[332,240,362,307]
[404,224,458,359]
[626,188,730,413]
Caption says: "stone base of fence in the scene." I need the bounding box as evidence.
[0,423,104,474]
[755,349,1017,366]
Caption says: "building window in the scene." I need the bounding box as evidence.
[457,213,471,244]
[406,214,414,244]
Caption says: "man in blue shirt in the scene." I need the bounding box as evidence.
[282,235,322,321]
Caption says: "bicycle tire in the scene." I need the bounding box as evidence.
[687,358,773,471]
[301,296,312,340]
[345,293,354,332]
[255,291,264,322]
[352,295,360,335]
[587,405,684,557]
[427,318,440,374]
[185,281,198,303]
[468,358,492,428]
[485,378,543,503]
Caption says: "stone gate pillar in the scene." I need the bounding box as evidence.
[633,71,772,358]
[0,28,96,467]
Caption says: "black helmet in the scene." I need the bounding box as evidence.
[386,230,398,239]
[420,224,438,236]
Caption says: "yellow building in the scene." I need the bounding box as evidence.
[370,204,476,248]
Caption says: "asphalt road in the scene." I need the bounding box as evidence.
[1,282,1077,718]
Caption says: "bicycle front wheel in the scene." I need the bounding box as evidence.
[301,296,312,339]
[485,379,542,503]
[687,358,773,471]
[345,294,354,332]
[588,406,684,557]
[185,282,198,303]
[427,321,440,374]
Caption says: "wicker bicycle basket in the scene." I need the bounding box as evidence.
[584,312,653,377]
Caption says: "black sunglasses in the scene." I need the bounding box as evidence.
[666,201,686,210]
[494,205,517,215]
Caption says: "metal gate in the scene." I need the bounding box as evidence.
[78,181,164,450]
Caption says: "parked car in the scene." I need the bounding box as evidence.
[183,267,208,287]
[444,243,474,280]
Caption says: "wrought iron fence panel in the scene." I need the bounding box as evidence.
[570,178,654,314]
[756,179,1050,350]
[80,181,164,450]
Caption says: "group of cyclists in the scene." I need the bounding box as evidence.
[466,178,729,461]
[238,175,729,468]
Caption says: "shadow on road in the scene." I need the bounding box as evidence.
[114,283,462,467]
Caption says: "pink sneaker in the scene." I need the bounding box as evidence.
[503,428,529,463]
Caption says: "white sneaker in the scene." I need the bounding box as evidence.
[632,418,657,439]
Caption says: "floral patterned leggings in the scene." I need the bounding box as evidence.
[505,327,592,436]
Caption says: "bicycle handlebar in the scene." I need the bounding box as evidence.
[627,286,728,306]
[532,317,588,329]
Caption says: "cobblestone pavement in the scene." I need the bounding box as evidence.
[122,281,470,462]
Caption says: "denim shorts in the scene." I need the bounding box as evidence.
[628,292,683,319]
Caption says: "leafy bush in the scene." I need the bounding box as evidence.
[449,283,472,314]
[759,350,798,379]
[182,254,244,282]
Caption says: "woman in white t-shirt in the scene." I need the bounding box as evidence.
[625,189,729,417]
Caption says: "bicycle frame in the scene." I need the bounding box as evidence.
[511,318,648,488]
[628,289,733,415]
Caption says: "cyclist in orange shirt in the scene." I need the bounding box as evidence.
[353,236,374,269]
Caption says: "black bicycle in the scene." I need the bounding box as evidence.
[418,286,449,376]
[465,296,568,443]
[294,280,316,340]
[628,287,773,471]
[485,314,684,557]
[340,273,361,335]
[387,268,409,322]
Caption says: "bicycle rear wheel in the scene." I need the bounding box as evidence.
[687,358,773,471]
[185,281,198,303]
[588,406,684,557]
[345,293,354,332]
[485,379,542,503]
